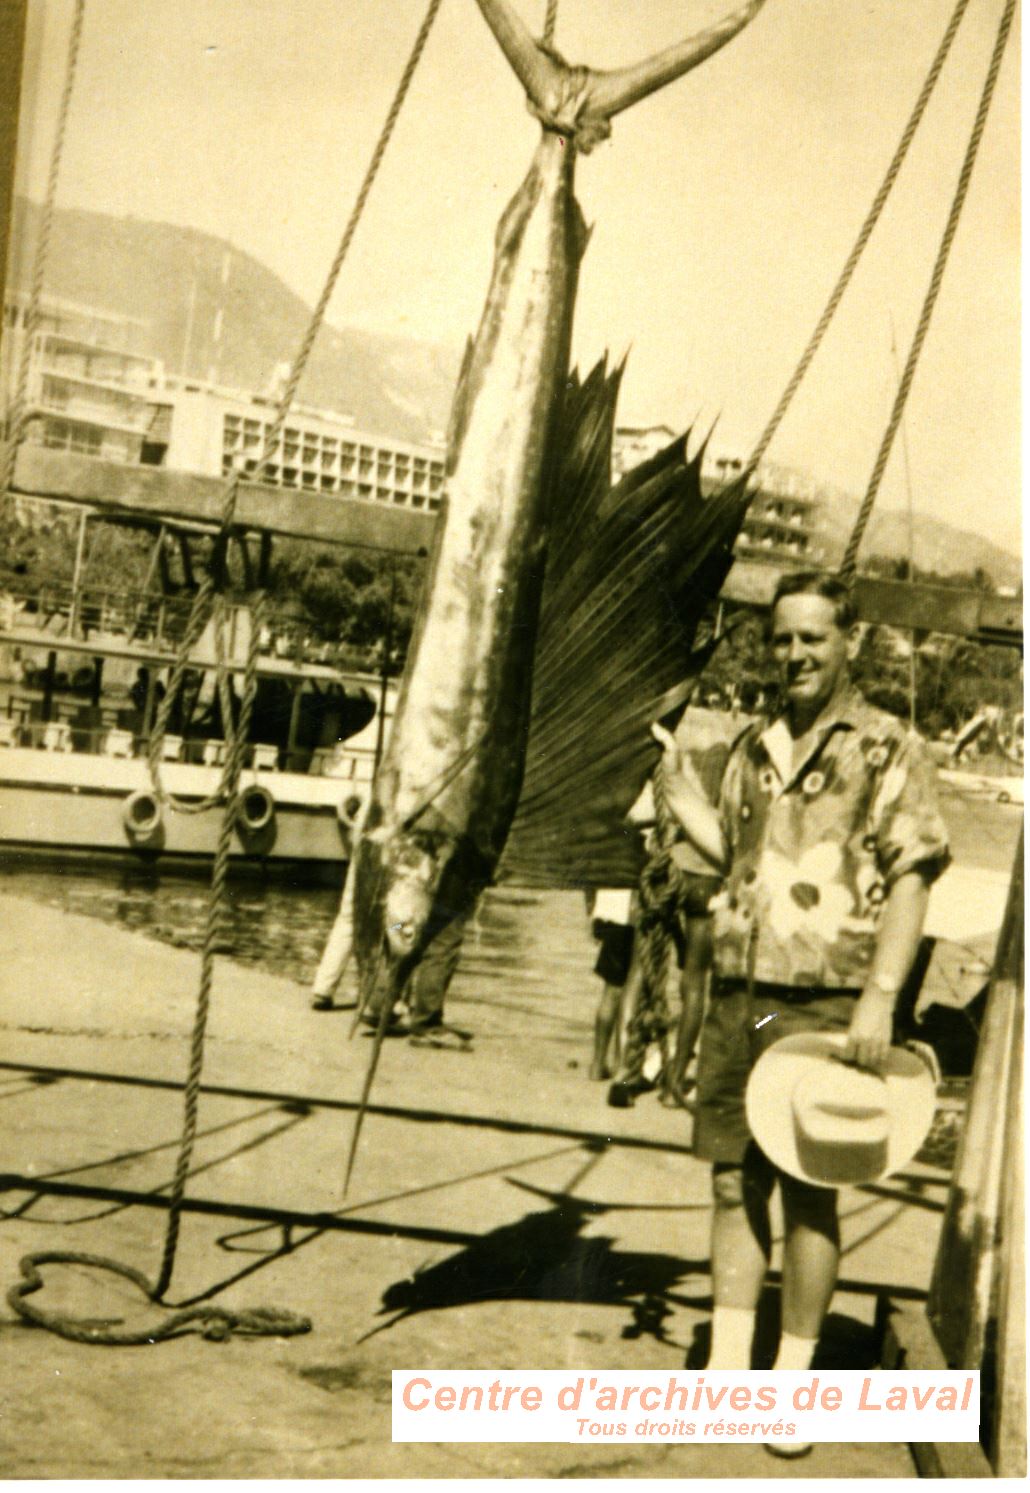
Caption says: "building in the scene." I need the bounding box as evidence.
[613,425,824,569]
[160,378,446,514]
[1,291,169,466]
[1,292,448,515]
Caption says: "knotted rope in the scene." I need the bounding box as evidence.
[543,0,558,47]
[618,762,690,1085]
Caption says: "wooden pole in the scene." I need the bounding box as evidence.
[0,0,28,321]
[925,830,1024,1472]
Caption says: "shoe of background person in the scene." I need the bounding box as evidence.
[310,992,334,1011]
[607,1076,655,1108]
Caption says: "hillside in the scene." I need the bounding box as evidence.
[815,488,1022,590]
[6,198,1021,587]
[6,197,460,445]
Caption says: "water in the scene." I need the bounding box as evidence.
[0,863,344,985]
[0,863,598,1038]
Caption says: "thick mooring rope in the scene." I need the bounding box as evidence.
[618,764,686,1087]
[9,0,445,1346]
[840,0,1016,579]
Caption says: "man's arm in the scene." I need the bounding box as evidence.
[843,869,931,1071]
[650,723,727,870]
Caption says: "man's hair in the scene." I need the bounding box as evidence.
[770,570,857,631]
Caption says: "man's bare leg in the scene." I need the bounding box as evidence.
[590,980,623,1079]
[706,1151,774,1368]
[662,914,711,1105]
[778,1172,840,1344]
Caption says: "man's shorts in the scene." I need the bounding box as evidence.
[692,979,860,1165]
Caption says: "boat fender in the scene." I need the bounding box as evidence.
[123,789,162,841]
[238,784,276,835]
[337,793,364,830]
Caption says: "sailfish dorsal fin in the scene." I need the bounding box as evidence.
[498,358,752,889]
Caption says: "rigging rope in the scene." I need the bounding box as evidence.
[746,0,973,475]
[543,0,558,47]
[1,0,86,503]
[840,0,1016,579]
[8,0,446,1346]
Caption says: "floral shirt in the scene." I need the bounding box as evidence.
[711,689,951,989]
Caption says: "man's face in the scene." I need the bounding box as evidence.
[770,593,858,718]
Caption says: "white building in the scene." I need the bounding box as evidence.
[2,292,448,515]
[613,425,824,569]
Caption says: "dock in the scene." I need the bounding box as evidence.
[0,778,1016,1479]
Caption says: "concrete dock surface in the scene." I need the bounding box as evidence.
[0,859,997,1482]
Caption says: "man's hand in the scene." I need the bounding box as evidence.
[842,986,894,1073]
[648,723,726,870]
[651,722,703,795]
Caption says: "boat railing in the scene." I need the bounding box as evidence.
[2,581,385,674]
[0,714,375,779]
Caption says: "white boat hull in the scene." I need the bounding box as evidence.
[0,747,373,876]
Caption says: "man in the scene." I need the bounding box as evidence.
[652,571,949,1383]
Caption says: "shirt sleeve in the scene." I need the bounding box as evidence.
[870,731,951,888]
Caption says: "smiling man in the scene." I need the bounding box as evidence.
[652,570,950,1408]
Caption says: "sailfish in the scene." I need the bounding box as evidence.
[341,0,767,1177]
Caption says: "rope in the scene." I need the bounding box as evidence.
[840,0,1016,579]
[618,764,683,1085]
[746,0,972,474]
[9,0,445,1345]
[1,0,86,502]
[543,0,558,47]
[153,593,264,1298]
[9,1253,310,1346]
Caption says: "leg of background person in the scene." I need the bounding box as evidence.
[591,980,624,1079]
[310,862,357,1009]
[777,1172,840,1354]
[662,913,712,1104]
[707,1150,775,1369]
[589,919,635,1079]
[407,903,473,1032]
[615,953,644,1066]
[606,954,652,1105]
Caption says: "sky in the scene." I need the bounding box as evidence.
[10,0,1022,554]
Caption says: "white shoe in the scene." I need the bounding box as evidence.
[765,1440,812,1459]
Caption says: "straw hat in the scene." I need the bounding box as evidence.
[745,1032,937,1188]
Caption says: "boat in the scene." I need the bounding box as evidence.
[0,570,395,878]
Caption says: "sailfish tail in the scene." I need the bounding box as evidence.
[473,0,768,150]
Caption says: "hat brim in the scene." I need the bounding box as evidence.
[745,1032,938,1188]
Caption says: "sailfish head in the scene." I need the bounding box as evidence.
[351,812,465,1018]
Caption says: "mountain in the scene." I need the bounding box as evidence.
[6,197,460,445]
[814,485,1022,591]
[6,199,1021,587]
